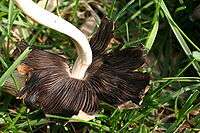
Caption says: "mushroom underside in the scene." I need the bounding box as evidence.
[16,18,150,116]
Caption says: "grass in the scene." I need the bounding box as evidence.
[1,0,200,132]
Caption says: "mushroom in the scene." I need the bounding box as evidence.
[14,0,150,116]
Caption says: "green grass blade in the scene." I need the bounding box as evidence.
[129,1,154,21]
[173,20,200,52]
[159,0,200,76]
[166,90,199,133]
[145,1,159,50]
[125,22,129,42]
[6,106,26,131]
[150,59,194,98]
[7,0,14,37]
[108,0,116,19]
[114,0,136,22]
[0,47,31,87]
[154,77,200,83]
[145,20,159,50]
[192,51,200,62]
[72,0,79,24]
[0,56,8,67]
[0,56,20,90]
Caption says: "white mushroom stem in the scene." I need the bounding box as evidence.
[14,0,92,80]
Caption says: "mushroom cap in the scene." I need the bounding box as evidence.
[16,18,150,116]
